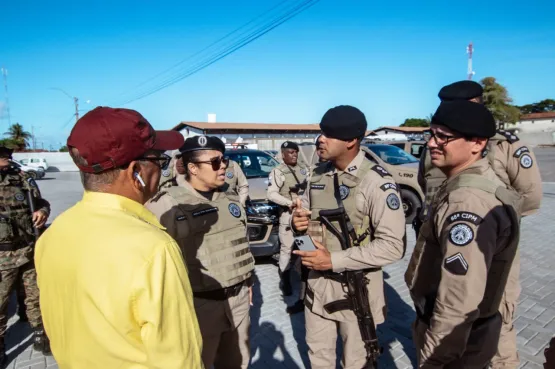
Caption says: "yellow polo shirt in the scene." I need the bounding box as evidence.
[35,191,203,369]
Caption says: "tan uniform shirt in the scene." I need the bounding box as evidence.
[224,160,249,206]
[298,150,406,324]
[408,159,516,365]
[267,163,308,207]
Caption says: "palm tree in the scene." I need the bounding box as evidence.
[4,123,32,151]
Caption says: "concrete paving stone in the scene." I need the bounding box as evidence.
[520,326,540,341]
[14,357,45,368]
[522,304,547,320]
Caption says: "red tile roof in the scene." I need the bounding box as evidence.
[172,121,374,135]
[520,112,555,120]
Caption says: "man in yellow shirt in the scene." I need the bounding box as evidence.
[35,107,203,368]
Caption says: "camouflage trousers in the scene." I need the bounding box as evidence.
[0,262,42,337]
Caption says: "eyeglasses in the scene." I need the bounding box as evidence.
[424,131,462,146]
[192,156,229,171]
[136,154,171,170]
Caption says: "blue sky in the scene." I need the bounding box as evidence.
[1,0,554,150]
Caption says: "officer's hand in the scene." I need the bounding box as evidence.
[293,240,332,271]
[32,210,47,228]
[292,198,311,232]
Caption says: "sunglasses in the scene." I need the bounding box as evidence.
[424,131,462,146]
[136,154,171,170]
[192,156,229,171]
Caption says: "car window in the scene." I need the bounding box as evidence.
[227,152,279,179]
[364,144,419,165]
[411,144,425,158]
[20,159,28,165]
[31,158,40,163]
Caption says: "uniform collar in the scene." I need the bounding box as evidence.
[82,191,165,230]
[178,179,225,202]
[326,149,365,177]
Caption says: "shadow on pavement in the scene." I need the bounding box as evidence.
[5,292,34,364]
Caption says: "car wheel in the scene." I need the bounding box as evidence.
[28,171,38,180]
[39,166,45,171]
[400,188,421,225]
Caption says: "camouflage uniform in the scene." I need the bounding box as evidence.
[0,164,51,359]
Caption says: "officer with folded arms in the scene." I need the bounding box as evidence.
[406,100,521,368]
[146,135,255,369]
[292,105,406,369]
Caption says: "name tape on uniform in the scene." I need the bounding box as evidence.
[192,207,218,217]
[513,146,530,158]
[380,183,398,192]
[311,184,326,190]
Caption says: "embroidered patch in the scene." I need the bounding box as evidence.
[449,223,474,246]
[339,185,350,200]
[347,165,357,172]
[283,142,288,147]
[14,193,25,202]
[380,183,398,192]
[520,154,533,169]
[27,178,37,187]
[198,136,207,146]
[372,165,390,178]
[498,130,519,143]
[176,215,186,221]
[192,207,218,217]
[386,193,400,210]
[311,184,325,190]
[513,146,530,158]
[226,171,234,179]
[447,212,483,225]
[228,203,242,218]
[300,168,307,176]
[162,169,170,177]
[444,253,468,275]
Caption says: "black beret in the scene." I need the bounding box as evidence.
[438,80,483,101]
[178,135,225,156]
[0,146,13,158]
[431,100,496,138]
[281,141,299,151]
[320,105,367,140]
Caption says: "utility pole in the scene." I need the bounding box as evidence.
[1,67,12,127]
[466,42,475,80]
[74,97,79,122]
[31,126,36,151]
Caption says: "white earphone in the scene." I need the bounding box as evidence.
[134,172,146,187]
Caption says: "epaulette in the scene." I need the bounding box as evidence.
[150,191,168,203]
[370,164,392,178]
[497,130,520,144]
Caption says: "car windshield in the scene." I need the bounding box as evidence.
[364,144,419,165]
[226,151,280,179]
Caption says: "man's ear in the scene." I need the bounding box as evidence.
[125,161,143,190]
[471,137,488,155]
[346,138,359,150]
[188,162,198,176]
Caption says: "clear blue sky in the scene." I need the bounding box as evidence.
[1,0,554,150]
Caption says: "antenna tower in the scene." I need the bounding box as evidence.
[466,42,475,80]
[1,67,11,126]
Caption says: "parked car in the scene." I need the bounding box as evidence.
[9,159,46,180]
[226,149,281,258]
[18,157,49,171]
[364,139,427,158]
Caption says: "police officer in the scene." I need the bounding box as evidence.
[291,106,406,369]
[267,141,308,303]
[222,158,249,206]
[417,80,543,368]
[146,136,255,369]
[158,149,185,189]
[405,100,521,368]
[0,146,51,363]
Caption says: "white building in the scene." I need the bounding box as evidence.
[505,112,555,146]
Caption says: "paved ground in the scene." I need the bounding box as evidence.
[534,147,555,182]
[4,165,555,368]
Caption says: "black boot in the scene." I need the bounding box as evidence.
[17,305,28,323]
[0,337,7,368]
[278,269,293,296]
[286,300,305,314]
[33,328,52,356]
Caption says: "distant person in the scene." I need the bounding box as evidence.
[416,80,543,369]
[406,100,521,367]
[0,146,52,365]
[146,136,255,369]
[222,159,249,206]
[35,107,203,368]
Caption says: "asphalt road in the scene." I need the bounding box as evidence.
[534,147,555,182]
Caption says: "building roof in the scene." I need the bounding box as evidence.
[520,112,555,120]
[172,121,323,132]
[372,126,430,133]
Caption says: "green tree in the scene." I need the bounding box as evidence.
[400,118,429,127]
[59,145,69,152]
[481,77,521,127]
[516,99,555,114]
[3,123,32,151]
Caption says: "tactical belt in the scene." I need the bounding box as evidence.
[0,243,20,251]
[416,306,499,327]
[193,275,253,301]
[0,204,27,212]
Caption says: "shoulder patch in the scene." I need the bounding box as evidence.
[513,146,530,158]
[300,168,308,176]
[311,184,325,190]
[444,253,468,275]
[27,178,38,188]
[226,171,234,179]
[162,169,171,177]
[386,193,400,210]
[380,182,398,192]
[446,212,483,225]
[176,215,186,221]
[497,129,519,143]
[448,223,474,246]
[339,185,350,200]
[150,191,167,203]
[371,165,391,178]
[192,207,218,217]
[228,203,242,218]
[519,154,533,169]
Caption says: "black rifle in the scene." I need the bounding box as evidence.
[319,207,381,368]
[24,180,41,240]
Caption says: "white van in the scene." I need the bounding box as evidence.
[19,157,49,171]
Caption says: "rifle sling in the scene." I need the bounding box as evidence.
[324,299,352,314]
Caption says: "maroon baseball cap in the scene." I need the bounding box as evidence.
[67,106,184,173]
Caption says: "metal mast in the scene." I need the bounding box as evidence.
[1,67,12,126]
[466,42,475,80]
